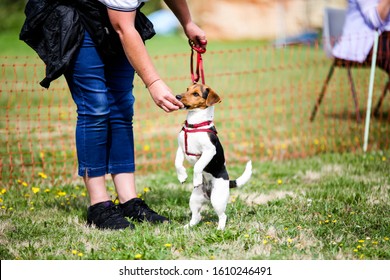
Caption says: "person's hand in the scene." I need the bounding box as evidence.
[147,79,184,112]
[183,21,207,52]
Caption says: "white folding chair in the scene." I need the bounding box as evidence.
[310,7,389,125]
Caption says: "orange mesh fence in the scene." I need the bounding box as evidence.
[1,43,389,184]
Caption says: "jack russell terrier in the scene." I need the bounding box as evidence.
[175,83,252,230]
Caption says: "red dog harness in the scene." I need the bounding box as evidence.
[181,120,217,157]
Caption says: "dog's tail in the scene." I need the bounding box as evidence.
[229,160,252,188]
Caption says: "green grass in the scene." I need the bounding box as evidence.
[1,151,389,260]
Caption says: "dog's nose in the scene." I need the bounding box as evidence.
[176,95,182,100]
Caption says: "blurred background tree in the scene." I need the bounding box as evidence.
[0,0,26,32]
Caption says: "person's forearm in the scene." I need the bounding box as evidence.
[119,28,160,87]
[107,9,160,87]
[164,0,207,51]
[163,0,192,28]
[378,0,390,21]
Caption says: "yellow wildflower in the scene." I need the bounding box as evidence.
[78,252,83,257]
[134,254,142,260]
[277,179,283,185]
[38,172,48,179]
[143,187,150,193]
[57,191,66,197]
[164,243,172,248]
[143,145,150,152]
[1,188,6,194]
[32,187,40,194]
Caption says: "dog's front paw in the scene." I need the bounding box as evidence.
[193,172,203,187]
[176,167,188,183]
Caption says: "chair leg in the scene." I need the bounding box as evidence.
[347,67,362,122]
[373,79,390,117]
[310,62,335,121]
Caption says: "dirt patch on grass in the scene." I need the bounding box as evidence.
[299,164,344,183]
[240,190,295,205]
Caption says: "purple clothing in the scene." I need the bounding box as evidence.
[333,0,390,62]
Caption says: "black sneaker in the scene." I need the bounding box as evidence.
[120,198,169,223]
[87,200,135,230]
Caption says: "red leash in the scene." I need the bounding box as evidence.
[189,39,206,84]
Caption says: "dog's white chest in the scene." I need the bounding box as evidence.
[178,130,207,164]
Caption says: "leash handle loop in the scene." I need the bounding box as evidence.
[189,39,206,84]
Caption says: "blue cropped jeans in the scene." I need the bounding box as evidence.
[65,32,136,177]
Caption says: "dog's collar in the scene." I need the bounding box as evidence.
[181,120,217,157]
[184,120,213,128]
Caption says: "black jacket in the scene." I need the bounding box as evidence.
[20,0,155,89]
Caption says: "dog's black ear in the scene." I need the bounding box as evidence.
[206,89,221,106]
[201,88,210,100]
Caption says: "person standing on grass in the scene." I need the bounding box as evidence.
[332,0,390,74]
[20,0,207,230]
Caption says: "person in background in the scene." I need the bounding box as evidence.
[332,0,390,73]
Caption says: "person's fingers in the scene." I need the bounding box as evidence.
[192,36,207,51]
[148,80,184,112]
[164,99,182,112]
[169,94,184,108]
[156,96,181,113]
[198,35,207,45]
